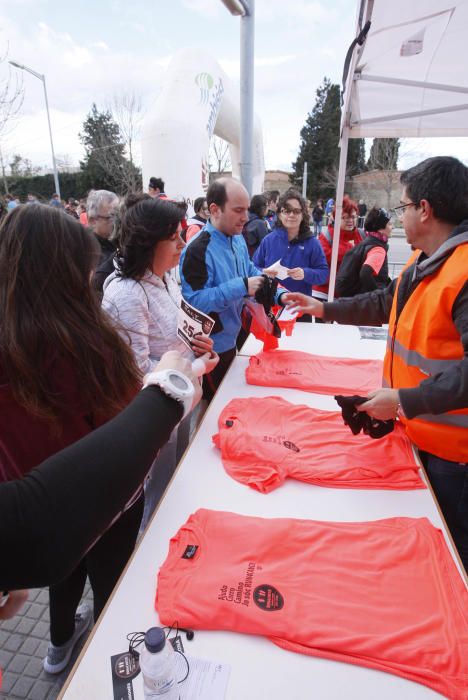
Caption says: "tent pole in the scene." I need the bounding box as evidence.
[357,73,468,95]
[327,125,350,302]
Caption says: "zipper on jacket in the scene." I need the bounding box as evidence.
[229,237,241,276]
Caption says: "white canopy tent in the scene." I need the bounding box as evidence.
[329,0,468,299]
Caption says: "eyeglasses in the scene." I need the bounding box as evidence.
[281,207,302,216]
[342,214,357,221]
[391,202,416,215]
[97,214,116,221]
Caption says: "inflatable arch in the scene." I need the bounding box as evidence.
[141,48,265,204]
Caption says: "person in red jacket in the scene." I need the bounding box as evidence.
[313,195,363,300]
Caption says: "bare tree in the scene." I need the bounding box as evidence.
[0,50,23,139]
[0,147,9,194]
[209,135,231,173]
[55,153,75,172]
[8,153,41,177]
[319,163,355,195]
[108,91,144,186]
[377,170,401,211]
[0,49,24,193]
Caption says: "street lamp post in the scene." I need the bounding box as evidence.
[302,162,308,199]
[220,0,255,197]
[9,61,61,198]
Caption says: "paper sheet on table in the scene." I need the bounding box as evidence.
[358,326,388,341]
[131,653,230,700]
[263,259,289,280]
[178,655,230,700]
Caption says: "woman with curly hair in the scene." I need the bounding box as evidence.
[253,189,328,321]
[0,204,146,673]
[102,196,217,529]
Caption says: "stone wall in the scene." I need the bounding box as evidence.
[348,169,402,210]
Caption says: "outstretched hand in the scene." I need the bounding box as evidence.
[281,292,324,318]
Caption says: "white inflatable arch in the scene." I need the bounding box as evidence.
[141,48,265,204]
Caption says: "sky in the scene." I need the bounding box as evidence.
[0,0,467,176]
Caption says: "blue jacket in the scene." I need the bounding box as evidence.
[253,227,329,295]
[180,221,261,353]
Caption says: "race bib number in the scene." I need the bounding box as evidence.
[177,299,214,350]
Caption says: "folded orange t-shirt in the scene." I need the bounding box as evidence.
[246,349,383,395]
[213,396,423,491]
[156,509,467,700]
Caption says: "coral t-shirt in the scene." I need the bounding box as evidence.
[246,350,382,396]
[156,509,468,700]
[364,246,387,274]
[212,396,423,491]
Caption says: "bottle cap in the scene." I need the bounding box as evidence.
[144,627,166,653]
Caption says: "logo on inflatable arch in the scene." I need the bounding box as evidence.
[195,72,214,104]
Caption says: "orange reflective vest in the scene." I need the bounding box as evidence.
[383,244,468,461]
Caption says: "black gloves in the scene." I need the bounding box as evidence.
[334,394,394,439]
[255,275,278,315]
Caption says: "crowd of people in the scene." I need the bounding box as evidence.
[0,157,467,685]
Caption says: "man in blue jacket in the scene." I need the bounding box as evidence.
[180,178,264,399]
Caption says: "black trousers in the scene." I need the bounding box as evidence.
[49,495,144,645]
[420,451,468,574]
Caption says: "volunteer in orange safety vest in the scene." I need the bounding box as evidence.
[282,156,468,572]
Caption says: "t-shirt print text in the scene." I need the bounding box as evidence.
[263,434,300,452]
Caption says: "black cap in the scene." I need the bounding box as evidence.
[144,627,166,653]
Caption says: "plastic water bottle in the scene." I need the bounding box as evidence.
[139,627,179,699]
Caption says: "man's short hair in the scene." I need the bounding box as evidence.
[207,180,228,209]
[87,189,119,219]
[149,176,165,192]
[249,194,267,217]
[267,190,280,204]
[400,156,468,225]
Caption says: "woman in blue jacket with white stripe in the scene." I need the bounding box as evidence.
[253,189,329,318]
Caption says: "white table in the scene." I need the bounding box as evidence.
[239,319,388,359]
[60,324,464,700]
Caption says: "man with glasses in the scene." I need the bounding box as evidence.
[283,156,468,571]
[87,189,119,292]
[86,190,119,295]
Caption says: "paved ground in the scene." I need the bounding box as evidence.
[0,586,93,700]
